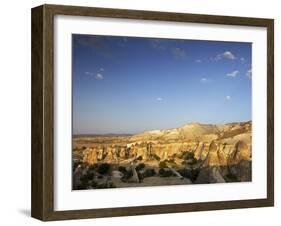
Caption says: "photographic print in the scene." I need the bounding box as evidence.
[32,5,274,220]
[72,34,252,190]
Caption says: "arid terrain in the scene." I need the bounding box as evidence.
[72,121,252,189]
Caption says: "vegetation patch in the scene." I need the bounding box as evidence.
[136,155,143,161]
[159,168,173,177]
[118,166,127,174]
[77,172,95,189]
[159,161,168,168]
[136,163,146,171]
[97,163,111,175]
[181,151,198,165]
[95,181,116,189]
[224,173,240,182]
[152,154,161,161]
[177,168,200,182]
[88,163,98,171]
[143,168,156,177]
[121,169,133,182]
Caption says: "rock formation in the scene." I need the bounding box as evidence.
[77,121,251,167]
[73,121,252,188]
[195,166,225,184]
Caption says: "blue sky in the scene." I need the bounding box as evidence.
[72,34,252,134]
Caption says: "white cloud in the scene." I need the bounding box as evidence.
[156,97,163,101]
[85,71,94,76]
[240,57,245,62]
[95,73,104,80]
[171,47,186,58]
[195,59,201,63]
[246,69,252,79]
[226,95,231,100]
[227,70,239,78]
[150,39,166,51]
[223,51,236,59]
[85,71,104,80]
[200,78,209,83]
[215,51,236,60]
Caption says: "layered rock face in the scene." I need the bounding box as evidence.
[76,121,251,168]
[73,121,252,189]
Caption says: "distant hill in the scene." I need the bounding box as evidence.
[73,133,133,138]
[130,121,251,143]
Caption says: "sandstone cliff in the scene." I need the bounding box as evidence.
[76,121,251,167]
[73,121,252,189]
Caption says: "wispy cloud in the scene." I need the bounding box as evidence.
[226,70,239,78]
[195,59,202,63]
[85,68,105,80]
[226,95,231,100]
[240,57,245,63]
[85,71,94,76]
[200,78,210,83]
[156,97,163,101]
[171,47,186,59]
[95,73,104,80]
[215,51,236,60]
[75,35,105,49]
[74,35,112,58]
[150,39,166,51]
[246,69,252,79]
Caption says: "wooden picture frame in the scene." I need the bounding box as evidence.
[31,4,274,221]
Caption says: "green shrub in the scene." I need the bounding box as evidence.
[80,172,95,182]
[152,154,161,161]
[180,152,198,165]
[78,172,95,189]
[91,180,98,187]
[88,164,98,171]
[136,163,146,171]
[97,175,103,179]
[136,155,143,161]
[143,168,156,177]
[118,166,127,174]
[137,172,144,182]
[121,169,133,181]
[177,168,200,182]
[225,173,240,182]
[182,151,195,160]
[159,161,168,168]
[159,168,173,177]
[97,163,111,174]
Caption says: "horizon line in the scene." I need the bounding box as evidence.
[73,119,252,136]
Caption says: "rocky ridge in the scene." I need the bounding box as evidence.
[77,121,251,166]
[73,121,252,189]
